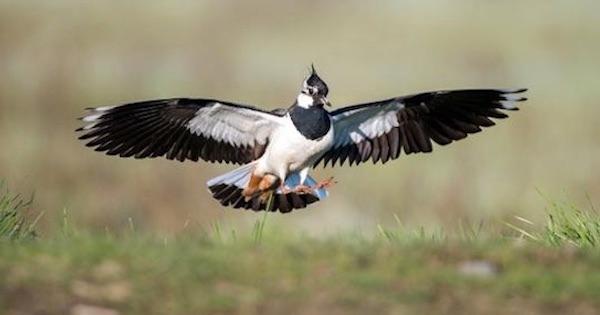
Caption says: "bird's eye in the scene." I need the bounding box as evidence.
[307,87,317,95]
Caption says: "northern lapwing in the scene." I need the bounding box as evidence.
[78,66,526,213]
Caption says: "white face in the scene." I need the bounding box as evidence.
[296,92,314,108]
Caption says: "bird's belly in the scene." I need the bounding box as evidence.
[260,121,334,177]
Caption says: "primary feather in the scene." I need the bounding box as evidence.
[78,98,285,164]
[315,89,527,167]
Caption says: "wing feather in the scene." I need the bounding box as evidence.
[78,98,284,164]
[316,89,526,167]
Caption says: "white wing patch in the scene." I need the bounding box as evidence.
[187,102,283,147]
[331,102,404,148]
[318,88,526,168]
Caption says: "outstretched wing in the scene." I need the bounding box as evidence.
[316,89,527,167]
[77,98,285,164]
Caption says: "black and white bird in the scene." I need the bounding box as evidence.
[77,66,526,213]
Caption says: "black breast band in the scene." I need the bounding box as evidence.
[289,106,331,140]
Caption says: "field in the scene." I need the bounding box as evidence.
[3,233,600,315]
[1,1,600,314]
[2,188,600,315]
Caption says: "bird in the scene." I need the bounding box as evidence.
[77,65,527,213]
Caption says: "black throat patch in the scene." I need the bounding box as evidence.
[289,105,331,140]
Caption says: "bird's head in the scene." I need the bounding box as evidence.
[296,65,331,108]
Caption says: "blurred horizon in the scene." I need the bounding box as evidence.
[1,1,599,234]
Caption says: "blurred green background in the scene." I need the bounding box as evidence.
[1,1,598,234]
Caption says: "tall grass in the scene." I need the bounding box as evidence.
[507,197,600,247]
[0,184,39,240]
[541,198,600,247]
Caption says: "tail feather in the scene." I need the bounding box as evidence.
[206,162,255,187]
[206,163,326,213]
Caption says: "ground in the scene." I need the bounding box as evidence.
[2,213,600,315]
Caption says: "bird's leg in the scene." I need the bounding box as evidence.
[242,173,263,201]
[243,173,281,202]
[257,174,280,203]
[259,174,280,191]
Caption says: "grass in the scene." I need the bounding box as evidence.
[0,183,39,241]
[2,186,600,314]
[506,194,600,247]
[542,198,600,247]
[2,228,600,314]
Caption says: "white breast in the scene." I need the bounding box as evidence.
[257,114,334,179]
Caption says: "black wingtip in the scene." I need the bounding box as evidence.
[503,88,528,94]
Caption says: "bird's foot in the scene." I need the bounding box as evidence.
[245,190,274,203]
[290,184,314,195]
[279,184,292,194]
[244,174,280,202]
[278,182,313,195]
[242,189,258,202]
[280,178,335,196]
[243,192,258,202]
[314,176,336,189]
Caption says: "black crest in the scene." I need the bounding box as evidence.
[305,65,329,96]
